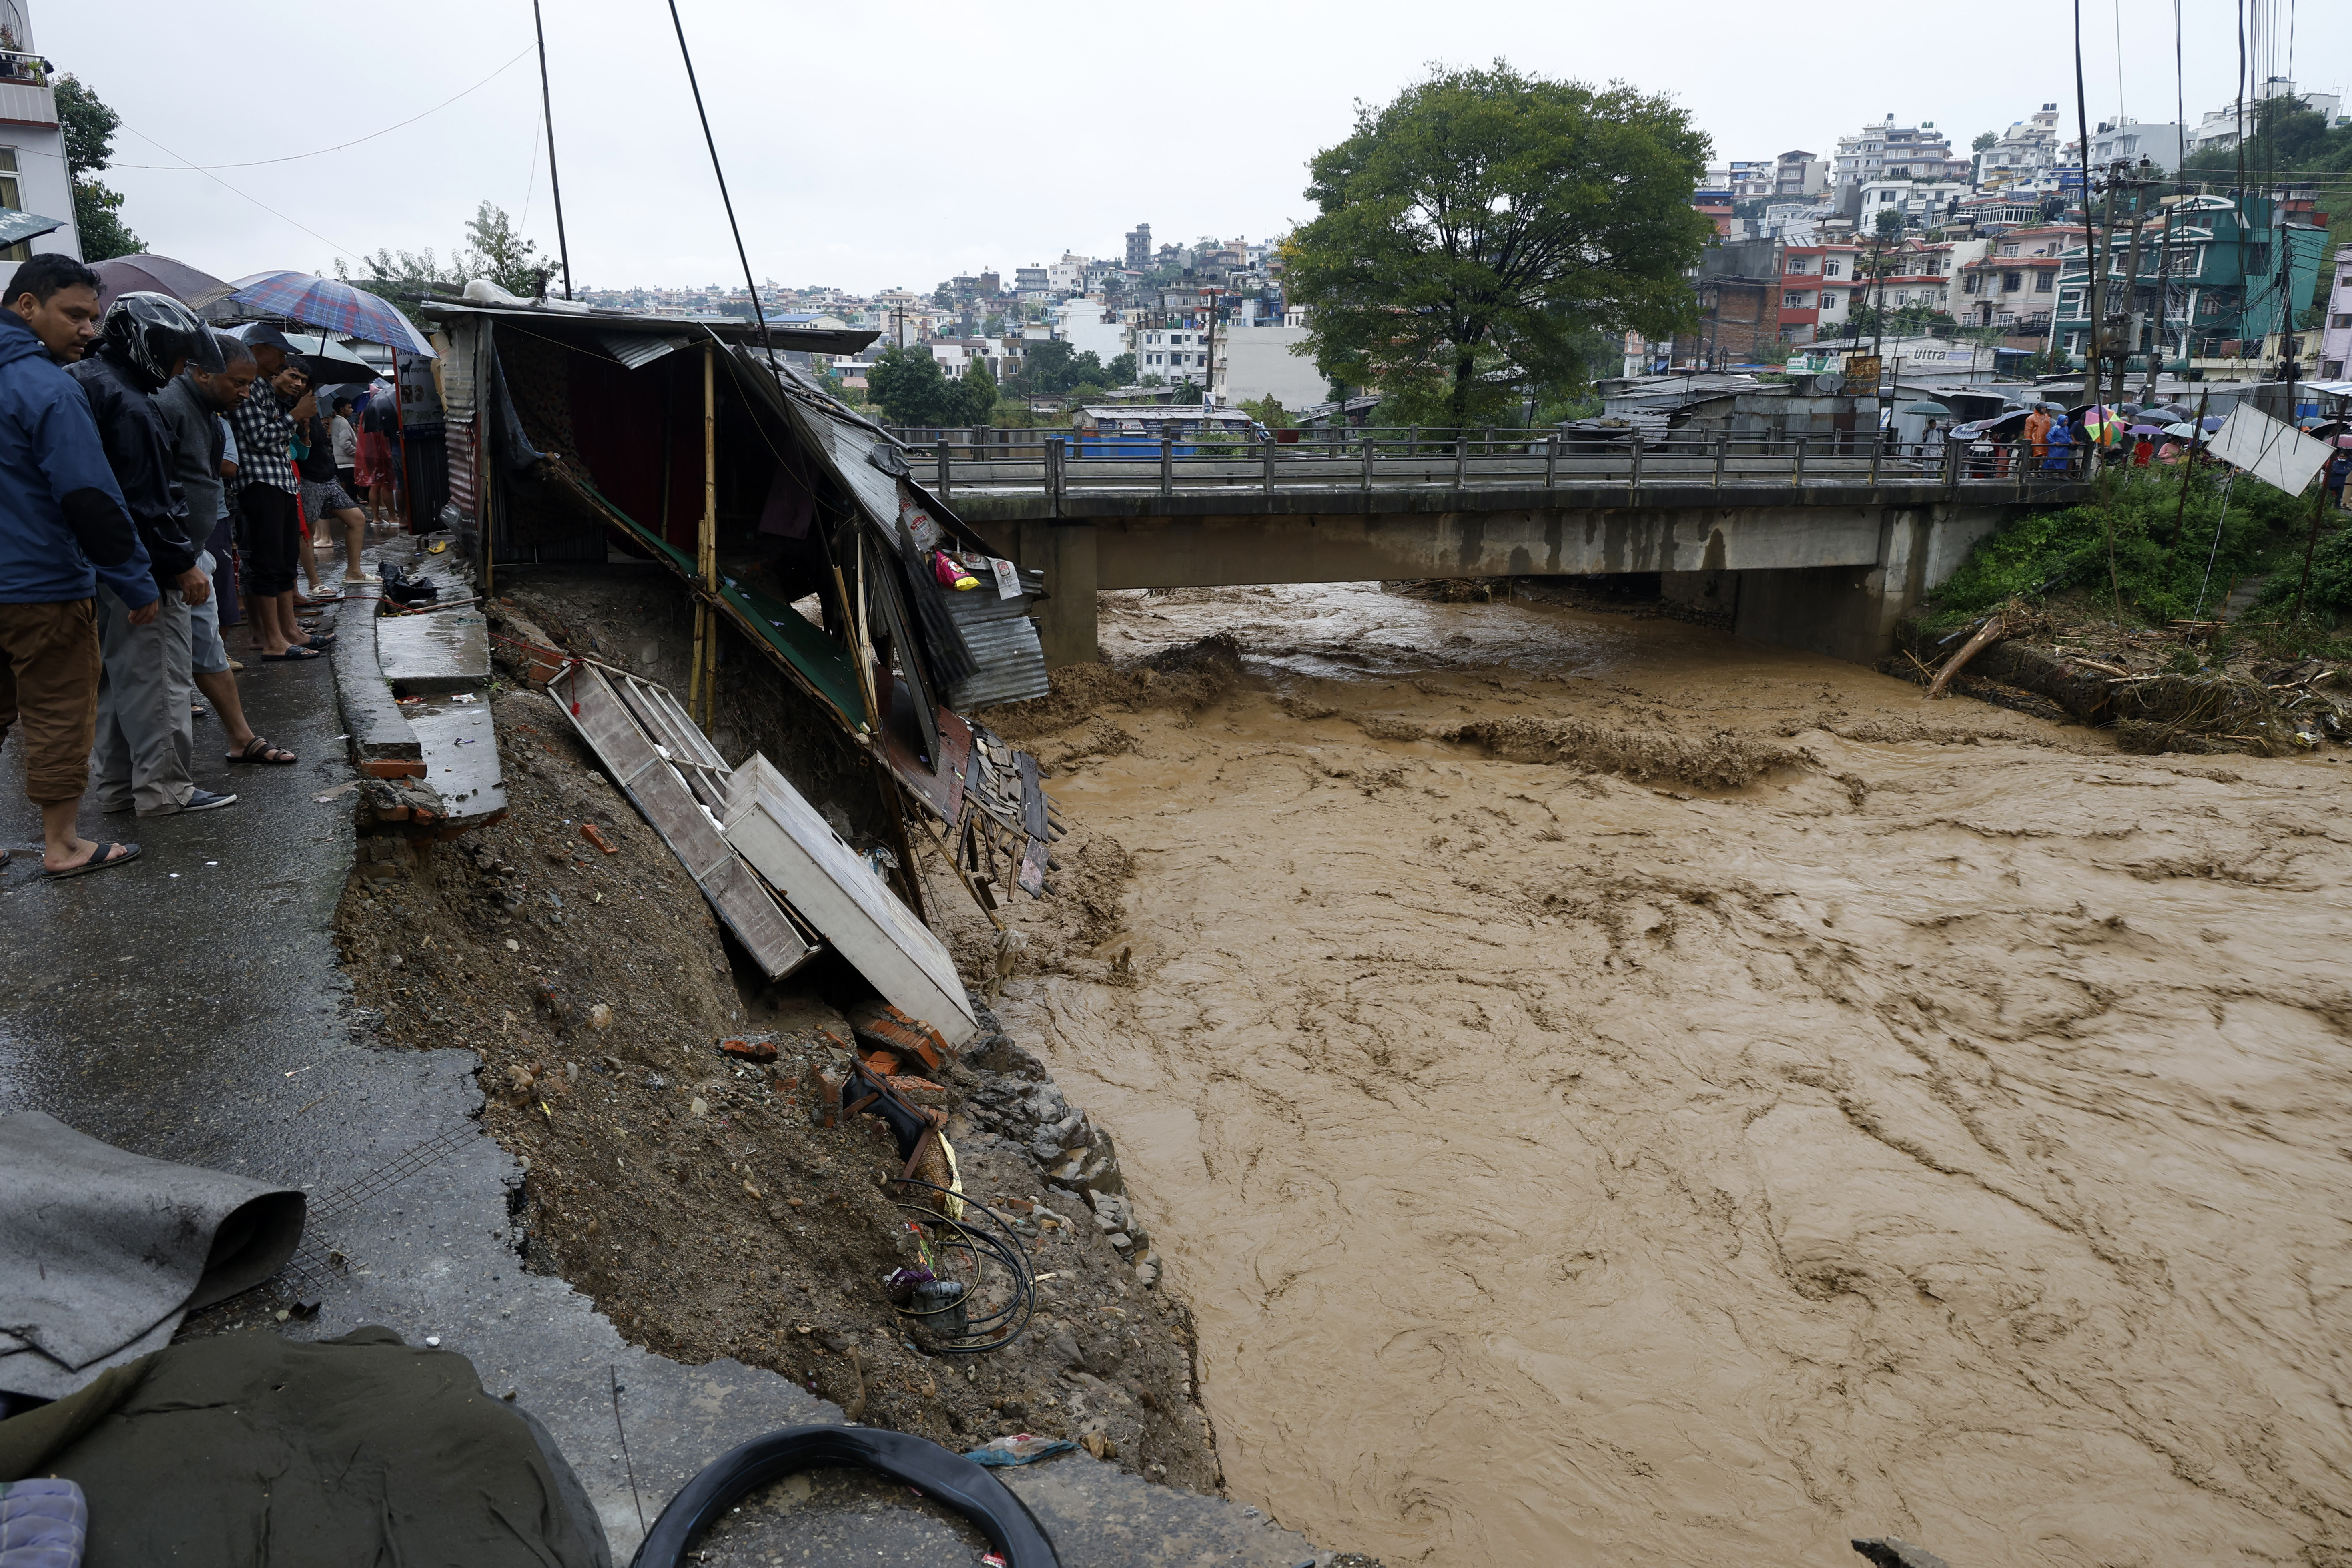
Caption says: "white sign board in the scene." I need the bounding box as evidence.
[2206,403,2334,497]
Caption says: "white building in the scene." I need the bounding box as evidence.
[1209,323,1325,411]
[1132,323,1211,385]
[1053,298,1129,366]
[1973,104,2065,193]
[0,5,80,262]
[2319,244,2352,382]
[2187,78,2344,157]
[1833,117,1959,187]
[1858,180,1969,228]
[2087,117,2184,173]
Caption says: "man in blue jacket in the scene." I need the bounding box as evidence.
[0,254,157,877]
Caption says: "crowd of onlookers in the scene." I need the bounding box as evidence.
[0,255,404,878]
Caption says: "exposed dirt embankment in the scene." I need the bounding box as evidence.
[334,682,1218,1489]
[976,583,2352,1568]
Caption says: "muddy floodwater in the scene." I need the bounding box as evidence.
[992,583,2352,1567]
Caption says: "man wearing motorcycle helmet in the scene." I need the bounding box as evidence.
[66,291,240,818]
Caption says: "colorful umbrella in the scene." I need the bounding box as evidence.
[91,253,234,313]
[2080,405,2125,443]
[224,271,435,357]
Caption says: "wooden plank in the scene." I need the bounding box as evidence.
[554,663,814,980]
[1016,751,1047,839]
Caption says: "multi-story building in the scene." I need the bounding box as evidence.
[0,8,80,261]
[1773,150,1828,198]
[2049,194,2330,368]
[1854,237,1989,320]
[1953,226,2077,334]
[2320,245,2352,381]
[1973,104,2066,193]
[2087,117,2184,173]
[1857,179,1969,230]
[1125,224,1152,270]
[1833,117,1959,187]
[2186,78,2344,158]
[1775,242,1863,341]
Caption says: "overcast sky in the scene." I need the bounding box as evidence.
[41,0,2352,296]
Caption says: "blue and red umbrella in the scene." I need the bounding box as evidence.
[225,271,436,358]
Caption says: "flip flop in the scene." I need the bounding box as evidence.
[228,736,298,765]
[42,841,139,879]
[263,647,323,662]
[305,631,338,650]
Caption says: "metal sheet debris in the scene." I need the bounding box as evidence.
[722,752,978,1047]
[551,661,815,981]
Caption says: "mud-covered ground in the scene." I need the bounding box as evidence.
[333,683,1218,1490]
[978,581,2352,1568]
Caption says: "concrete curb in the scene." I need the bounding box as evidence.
[329,578,425,780]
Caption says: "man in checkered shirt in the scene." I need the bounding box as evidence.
[225,325,316,660]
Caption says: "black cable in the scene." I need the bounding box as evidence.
[664,0,776,365]
[885,1178,1039,1355]
[532,0,573,299]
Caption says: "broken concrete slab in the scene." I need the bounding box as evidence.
[377,606,491,695]
[407,696,507,828]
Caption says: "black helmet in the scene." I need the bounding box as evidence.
[99,291,227,386]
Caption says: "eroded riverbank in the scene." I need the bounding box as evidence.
[985,583,2352,1567]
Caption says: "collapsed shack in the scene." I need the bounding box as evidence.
[425,299,1059,954]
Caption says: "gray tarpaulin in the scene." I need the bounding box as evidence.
[0,1113,304,1400]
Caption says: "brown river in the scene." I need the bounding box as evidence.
[986,582,2352,1568]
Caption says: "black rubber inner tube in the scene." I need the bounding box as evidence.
[627,1424,1060,1568]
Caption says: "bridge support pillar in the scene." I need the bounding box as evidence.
[1018,520,1100,668]
[1729,502,2005,663]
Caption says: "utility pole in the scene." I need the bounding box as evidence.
[2109,162,2151,410]
[2080,167,2112,432]
[2139,181,2177,406]
[531,0,573,298]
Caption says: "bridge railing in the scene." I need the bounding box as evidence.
[880,426,2099,503]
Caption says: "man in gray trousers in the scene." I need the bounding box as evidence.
[66,293,236,817]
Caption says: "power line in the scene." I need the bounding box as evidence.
[117,123,367,261]
[664,0,773,362]
[114,48,533,171]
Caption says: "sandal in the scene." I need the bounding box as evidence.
[228,736,298,765]
[262,646,323,662]
[305,631,337,650]
[42,841,139,879]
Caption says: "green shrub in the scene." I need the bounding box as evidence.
[1927,469,2307,627]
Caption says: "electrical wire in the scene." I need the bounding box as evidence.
[885,1179,1038,1356]
[664,0,775,365]
[117,123,368,261]
[113,47,533,170]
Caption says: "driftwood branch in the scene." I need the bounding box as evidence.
[1926,617,2004,700]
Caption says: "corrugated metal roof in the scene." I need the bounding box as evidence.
[944,587,1049,709]
[601,330,691,369]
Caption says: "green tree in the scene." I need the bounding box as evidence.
[1105,351,1137,384]
[958,359,999,425]
[55,75,141,261]
[1237,394,1296,428]
[1972,130,1997,153]
[1285,62,1712,429]
[462,201,546,297]
[868,346,962,425]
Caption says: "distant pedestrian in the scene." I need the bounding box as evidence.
[227,326,321,661]
[157,331,294,768]
[2044,417,2075,473]
[356,381,399,529]
[2023,404,2052,463]
[66,291,238,819]
[0,255,156,877]
[297,396,373,585]
[2328,441,2352,510]
[2131,434,2154,467]
[329,395,358,494]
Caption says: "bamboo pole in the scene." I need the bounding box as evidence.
[692,343,719,728]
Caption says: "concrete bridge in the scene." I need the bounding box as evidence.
[918,433,2093,666]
